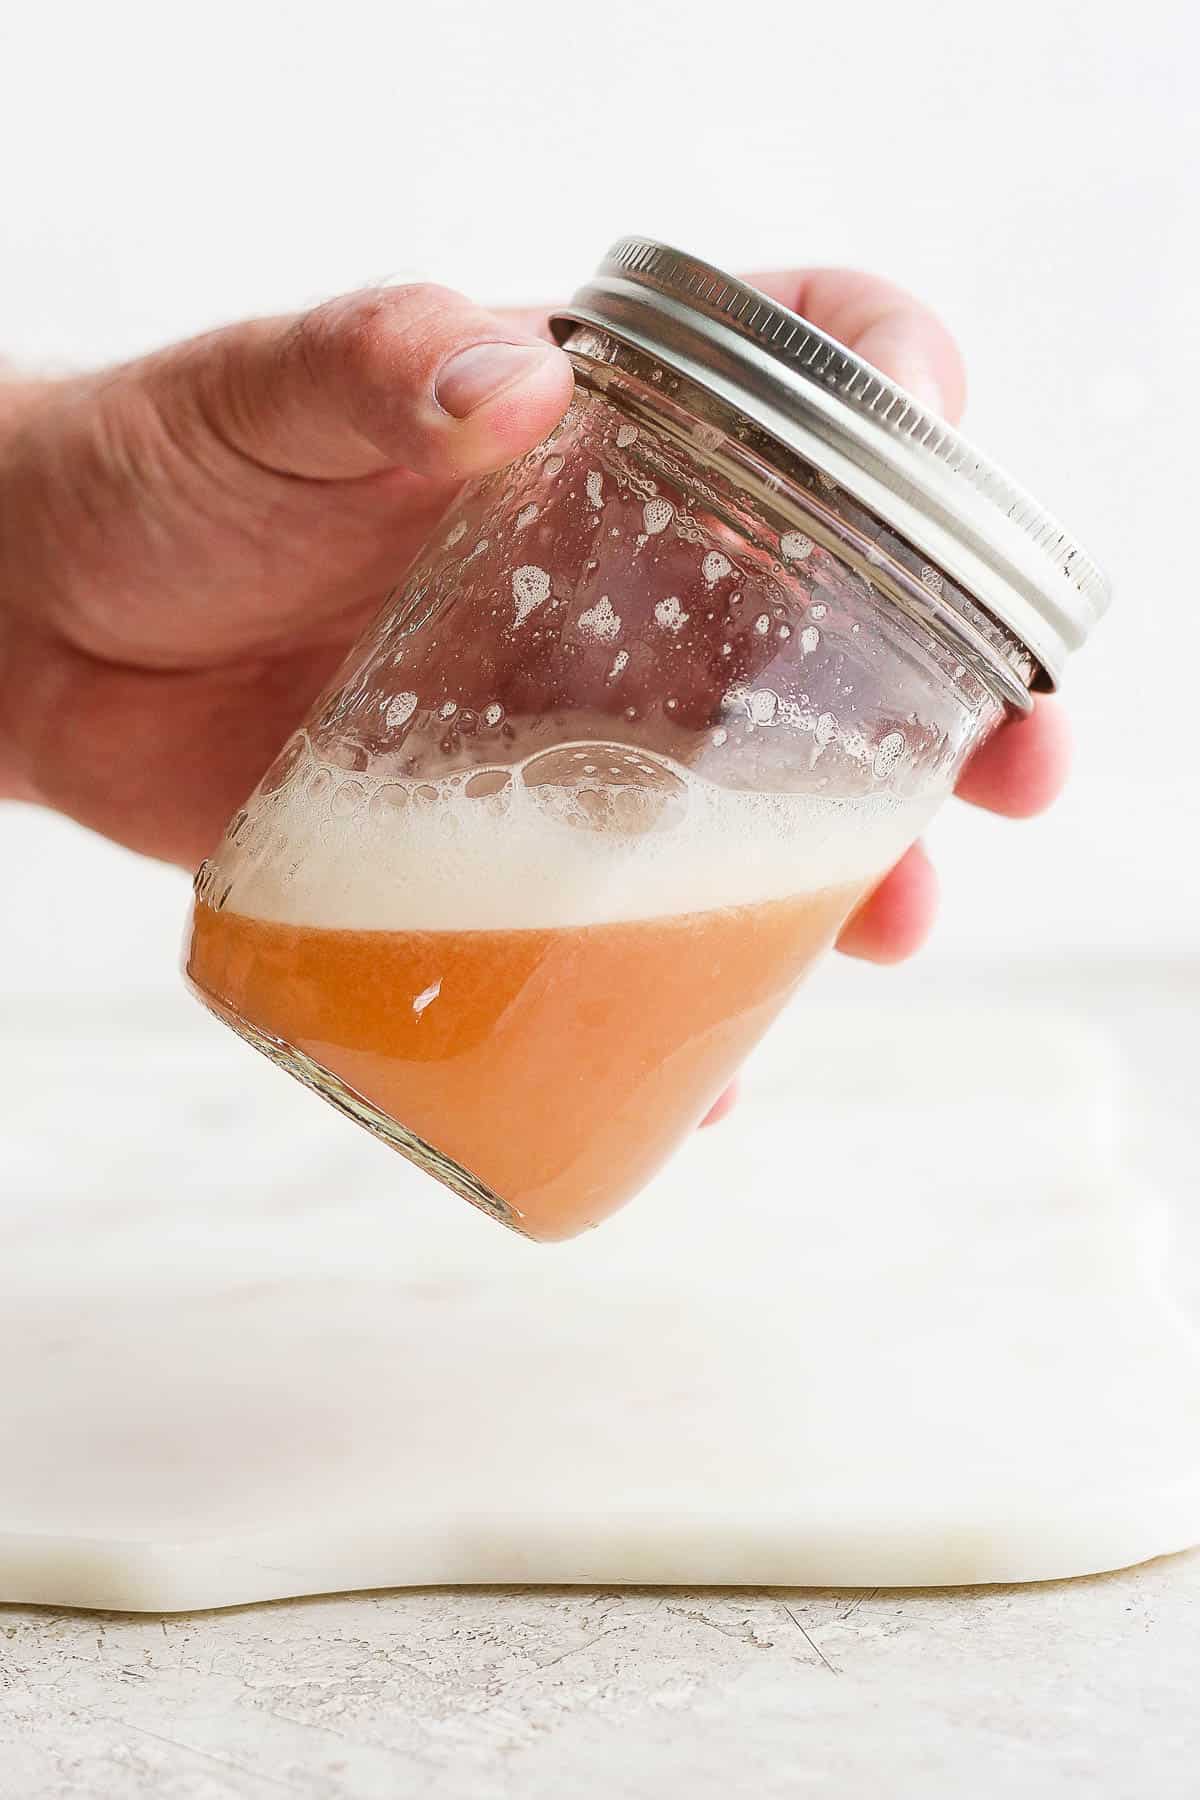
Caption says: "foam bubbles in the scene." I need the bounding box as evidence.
[654,596,689,632]
[215,742,938,933]
[330,778,367,818]
[385,692,418,731]
[586,470,603,508]
[512,565,551,626]
[578,595,622,643]
[781,532,813,562]
[643,499,673,535]
[874,731,906,779]
[746,689,779,725]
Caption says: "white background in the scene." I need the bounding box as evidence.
[0,0,1196,996]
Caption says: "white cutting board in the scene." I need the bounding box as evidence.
[1,1003,1197,1611]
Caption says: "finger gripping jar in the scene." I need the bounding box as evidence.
[186,239,1111,1241]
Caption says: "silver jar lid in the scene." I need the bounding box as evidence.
[550,237,1110,688]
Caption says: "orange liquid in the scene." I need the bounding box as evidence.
[187,887,859,1240]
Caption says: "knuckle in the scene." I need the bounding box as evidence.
[371,284,473,370]
[376,280,459,318]
[328,301,391,392]
[288,284,466,397]
[286,299,358,390]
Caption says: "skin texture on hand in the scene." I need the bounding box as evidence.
[0,271,1069,991]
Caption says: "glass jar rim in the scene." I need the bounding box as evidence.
[551,237,1111,690]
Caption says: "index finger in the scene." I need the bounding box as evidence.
[501,269,968,423]
[746,268,967,423]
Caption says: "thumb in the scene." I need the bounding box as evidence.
[144,283,575,482]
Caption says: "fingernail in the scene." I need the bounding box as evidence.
[437,342,555,419]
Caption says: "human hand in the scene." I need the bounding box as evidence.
[0,270,1068,990]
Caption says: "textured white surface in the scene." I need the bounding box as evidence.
[1,960,1198,1794]
[2,1205,1197,1608]
[1,1128,1199,1602]
[3,998,1200,1606]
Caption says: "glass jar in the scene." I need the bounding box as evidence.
[186,239,1110,1241]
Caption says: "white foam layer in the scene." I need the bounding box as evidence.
[217,747,938,932]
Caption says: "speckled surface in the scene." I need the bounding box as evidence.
[2,957,1197,1795]
[4,1567,1199,1798]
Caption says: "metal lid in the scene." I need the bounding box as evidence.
[550,237,1110,688]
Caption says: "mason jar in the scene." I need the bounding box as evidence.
[186,238,1110,1241]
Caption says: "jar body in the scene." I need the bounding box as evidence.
[186,333,1024,1240]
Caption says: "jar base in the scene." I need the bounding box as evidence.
[188,983,526,1238]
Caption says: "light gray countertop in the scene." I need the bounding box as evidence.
[2,954,1197,1798]
[4,1564,1198,1799]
